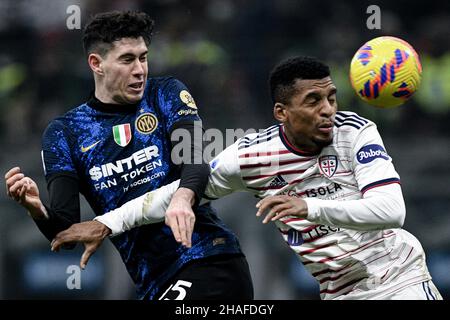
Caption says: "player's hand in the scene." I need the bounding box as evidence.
[5,167,47,220]
[256,195,308,223]
[165,188,196,248]
[51,221,111,269]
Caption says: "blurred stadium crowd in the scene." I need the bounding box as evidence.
[0,0,449,299]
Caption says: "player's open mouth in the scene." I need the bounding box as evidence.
[129,82,144,92]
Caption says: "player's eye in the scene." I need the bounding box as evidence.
[304,95,319,105]
[121,56,135,63]
[139,55,147,62]
[328,94,337,104]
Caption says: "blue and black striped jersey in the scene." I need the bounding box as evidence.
[41,76,243,299]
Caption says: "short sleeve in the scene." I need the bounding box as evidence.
[352,123,400,195]
[41,120,77,179]
[158,78,202,133]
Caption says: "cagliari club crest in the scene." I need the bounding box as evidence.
[113,123,132,147]
[319,155,338,178]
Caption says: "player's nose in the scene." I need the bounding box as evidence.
[320,98,335,117]
[132,60,145,76]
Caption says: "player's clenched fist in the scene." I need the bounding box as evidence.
[4,167,48,220]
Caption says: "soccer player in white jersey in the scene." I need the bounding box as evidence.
[52,56,442,300]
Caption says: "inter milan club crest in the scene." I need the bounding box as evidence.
[113,123,132,147]
[135,113,158,134]
[319,155,338,178]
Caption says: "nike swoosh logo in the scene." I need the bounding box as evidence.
[81,140,101,153]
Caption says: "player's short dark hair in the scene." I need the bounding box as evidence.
[269,56,330,104]
[82,10,155,56]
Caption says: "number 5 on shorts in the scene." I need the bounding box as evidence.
[158,280,193,300]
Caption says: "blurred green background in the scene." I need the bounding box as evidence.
[0,0,449,299]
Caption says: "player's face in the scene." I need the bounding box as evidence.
[279,77,337,153]
[100,37,148,104]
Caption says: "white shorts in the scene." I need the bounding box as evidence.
[386,281,443,300]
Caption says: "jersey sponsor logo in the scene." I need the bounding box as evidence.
[357,144,389,164]
[122,171,166,193]
[304,183,343,198]
[81,140,101,153]
[319,155,338,177]
[177,109,198,116]
[179,90,197,109]
[269,175,288,188]
[113,123,132,147]
[135,113,158,134]
[89,145,160,181]
[303,225,341,242]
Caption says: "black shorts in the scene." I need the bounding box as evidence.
[155,254,254,300]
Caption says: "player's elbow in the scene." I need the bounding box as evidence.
[367,184,406,229]
[372,183,406,229]
[386,194,406,229]
[395,198,406,228]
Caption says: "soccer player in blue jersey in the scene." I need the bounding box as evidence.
[4,10,253,300]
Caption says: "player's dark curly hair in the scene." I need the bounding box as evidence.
[269,56,330,104]
[83,10,155,56]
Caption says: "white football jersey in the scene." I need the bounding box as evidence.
[97,111,433,300]
[205,111,431,300]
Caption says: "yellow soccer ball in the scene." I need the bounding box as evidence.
[350,36,422,108]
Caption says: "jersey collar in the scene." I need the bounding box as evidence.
[279,125,320,157]
[86,93,140,114]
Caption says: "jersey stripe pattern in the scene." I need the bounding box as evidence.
[213,111,431,299]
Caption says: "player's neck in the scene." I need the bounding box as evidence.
[94,87,119,104]
[88,91,139,114]
[281,126,322,155]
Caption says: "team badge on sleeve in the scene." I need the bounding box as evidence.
[179,90,197,109]
[210,159,219,170]
[319,155,338,177]
[356,144,390,164]
[113,123,132,147]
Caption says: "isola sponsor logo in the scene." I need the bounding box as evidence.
[357,144,389,164]
[304,183,343,198]
[280,183,343,199]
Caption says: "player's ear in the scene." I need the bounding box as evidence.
[273,102,288,122]
[88,53,104,76]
